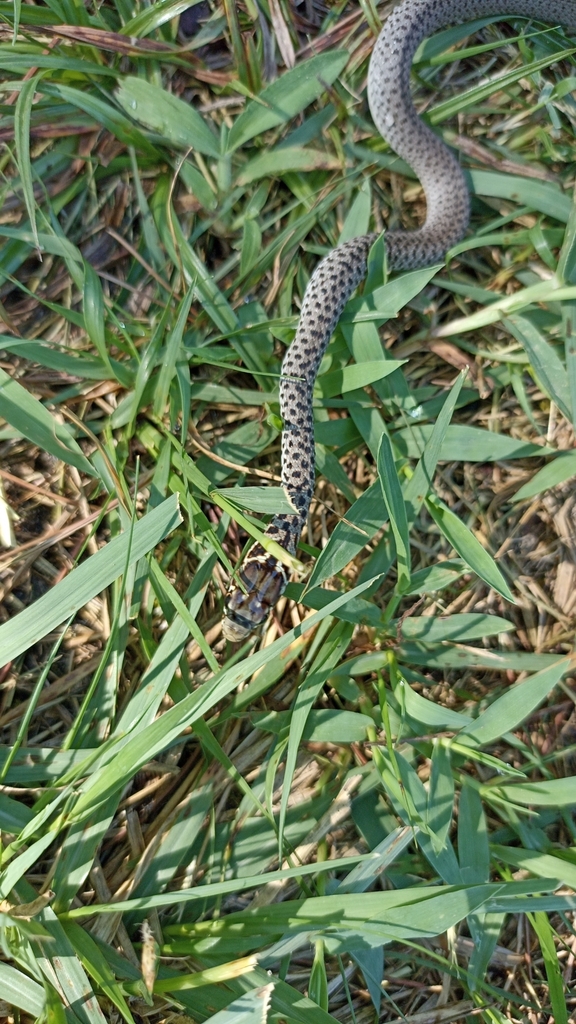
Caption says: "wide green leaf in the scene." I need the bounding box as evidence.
[228,51,349,151]
[460,659,568,745]
[0,367,95,476]
[426,496,515,604]
[0,962,45,1015]
[116,77,220,157]
[393,423,550,462]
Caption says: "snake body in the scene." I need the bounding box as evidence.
[222,0,576,642]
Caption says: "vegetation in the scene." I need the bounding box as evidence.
[0,1,575,1021]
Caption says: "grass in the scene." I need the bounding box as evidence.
[0,1,576,1022]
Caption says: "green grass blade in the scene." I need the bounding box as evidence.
[14,73,41,250]
[530,912,568,1024]
[460,659,568,746]
[377,432,411,591]
[425,496,515,603]
[116,77,220,157]
[0,367,95,477]
[0,494,182,665]
[227,51,348,151]
[0,962,45,1015]
[63,922,137,1024]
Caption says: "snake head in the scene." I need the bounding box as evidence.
[222,553,289,642]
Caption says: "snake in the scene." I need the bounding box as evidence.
[222,0,576,643]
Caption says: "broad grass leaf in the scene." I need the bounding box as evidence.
[151,956,259,994]
[0,962,45,1015]
[0,748,97,785]
[344,265,440,322]
[484,890,576,916]
[394,423,549,461]
[14,73,41,250]
[397,613,513,642]
[314,417,359,448]
[0,336,115,380]
[435,279,576,337]
[15,884,108,1024]
[215,486,294,514]
[491,846,576,890]
[83,263,116,378]
[459,659,568,745]
[228,51,348,151]
[54,84,160,156]
[317,359,405,398]
[309,941,328,1012]
[319,883,500,950]
[153,286,194,418]
[425,496,514,603]
[51,794,120,914]
[468,169,573,223]
[306,480,387,591]
[240,218,262,275]
[530,912,569,1024]
[511,451,576,502]
[65,852,379,918]
[116,77,220,157]
[488,777,576,808]
[268,975,342,1024]
[377,433,410,590]
[252,708,373,742]
[415,17,525,61]
[426,740,454,850]
[403,371,465,522]
[284,585,385,629]
[237,146,339,185]
[0,52,113,74]
[0,227,83,291]
[467,912,503,993]
[392,678,469,731]
[564,301,576,431]
[316,446,357,504]
[448,741,526,779]
[173,884,500,950]
[0,494,182,665]
[0,831,56,898]
[457,787,489,884]
[395,644,561,672]
[350,948,383,1016]
[337,828,414,894]
[116,555,217,733]
[0,368,95,477]
[404,559,467,594]
[63,922,136,1024]
[121,0,205,36]
[505,313,572,421]
[179,158,218,211]
[339,179,371,243]
[558,186,576,283]
[0,793,33,831]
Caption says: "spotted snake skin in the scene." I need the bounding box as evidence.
[222,0,576,642]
